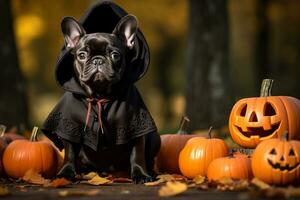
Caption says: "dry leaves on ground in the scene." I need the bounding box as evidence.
[111,177,132,183]
[22,169,50,185]
[45,178,71,188]
[84,175,112,186]
[0,186,10,196]
[251,177,271,190]
[193,175,206,185]
[81,172,98,180]
[58,189,100,197]
[144,174,187,186]
[158,181,188,197]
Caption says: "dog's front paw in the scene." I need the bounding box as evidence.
[57,163,77,181]
[131,165,153,184]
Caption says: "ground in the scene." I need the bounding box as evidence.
[1,182,298,200]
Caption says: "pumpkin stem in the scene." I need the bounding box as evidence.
[177,116,190,135]
[0,125,7,137]
[30,126,39,142]
[260,79,274,97]
[281,130,289,141]
[208,126,213,138]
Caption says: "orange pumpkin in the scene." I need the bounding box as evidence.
[179,127,229,178]
[252,132,300,185]
[156,116,201,174]
[229,79,300,148]
[0,125,26,176]
[3,127,60,178]
[207,153,253,181]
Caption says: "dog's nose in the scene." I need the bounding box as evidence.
[93,57,104,66]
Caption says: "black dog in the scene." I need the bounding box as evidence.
[42,2,160,184]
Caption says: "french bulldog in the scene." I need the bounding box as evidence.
[56,15,161,184]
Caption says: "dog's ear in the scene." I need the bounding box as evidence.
[113,15,138,49]
[61,17,85,50]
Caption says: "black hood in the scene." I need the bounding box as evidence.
[55,1,150,95]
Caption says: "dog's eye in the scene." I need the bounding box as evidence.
[78,53,87,60]
[111,52,121,61]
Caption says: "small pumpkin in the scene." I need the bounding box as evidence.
[0,125,26,176]
[156,116,201,174]
[3,127,60,178]
[207,153,253,181]
[0,125,25,144]
[179,127,229,178]
[252,132,300,185]
[229,79,300,148]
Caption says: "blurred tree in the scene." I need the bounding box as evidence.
[186,0,231,130]
[255,0,270,89]
[0,0,28,129]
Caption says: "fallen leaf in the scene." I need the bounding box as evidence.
[193,175,205,185]
[145,174,183,186]
[112,177,132,183]
[81,172,98,180]
[58,189,100,197]
[144,178,165,186]
[158,181,188,197]
[171,174,188,182]
[216,177,234,185]
[45,178,71,188]
[22,169,50,185]
[251,178,271,190]
[86,175,112,185]
[156,174,175,182]
[0,187,10,196]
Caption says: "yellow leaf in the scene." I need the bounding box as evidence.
[45,178,71,188]
[251,178,271,190]
[87,175,112,185]
[144,178,165,186]
[0,187,10,197]
[217,177,234,185]
[22,169,50,185]
[82,172,98,180]
[193,175,205,185]
[158,181,188,197]
[156,174,175,182]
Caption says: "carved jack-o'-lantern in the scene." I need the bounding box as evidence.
[252,132,300,185]
[229,79,300,148]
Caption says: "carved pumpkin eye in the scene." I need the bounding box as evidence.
[270,148,277,155]
[264,102,276,116]
[240,104,247,117]
[289,149,295,156]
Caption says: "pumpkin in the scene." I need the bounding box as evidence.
[229,79,300,148]
[3,127,60,178]
[40,134,65,169]
[252,132,300,185]
[0,139,7,176]
[207,153,253,181]
[0,125,26,176]
[179,127,229,178]
[156,116,201,174]
[0,125,25,144]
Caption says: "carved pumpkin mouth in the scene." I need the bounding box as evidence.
[236,123,280,138]
[267,159,300,171]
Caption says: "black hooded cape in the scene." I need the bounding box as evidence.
[42,1,157,151]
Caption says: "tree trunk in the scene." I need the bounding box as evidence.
[186,0,230,130]
[0,0,28,130]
